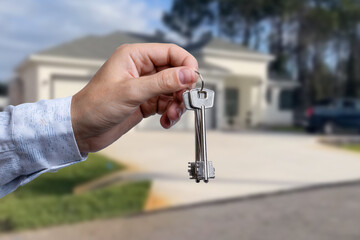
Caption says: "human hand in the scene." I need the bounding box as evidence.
[71,43,198,153]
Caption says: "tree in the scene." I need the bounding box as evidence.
[218,0,265,47]
[164,0,360,104]
[162,0,214,44]
[263,0,301,74]
[297,0,339,105]
[337,0,360,97]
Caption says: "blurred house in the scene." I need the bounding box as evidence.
[11,32,298,130]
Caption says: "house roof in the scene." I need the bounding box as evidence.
[37,32,153,60]
[36,31,267,61]
[191,51,229,73]
[35,31,236,73]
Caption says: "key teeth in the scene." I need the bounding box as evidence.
[208,161,215,179]
[188,162,196,179]
[188,161,216,182]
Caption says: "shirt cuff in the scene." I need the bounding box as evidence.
[12,96,87,185]
[0,108,15,152]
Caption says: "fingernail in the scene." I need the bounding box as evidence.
[179,68,193,85]
[164,115,171,128]
[170,120,175,126]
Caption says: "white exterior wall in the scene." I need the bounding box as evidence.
[204,52,271,128]
[204,56,268,77]
[205,72,226,130]
[0,96,8,110]
[15,59,102,104]
[37,64,99,100]
[262,87,294,126]
[16,64,38,103]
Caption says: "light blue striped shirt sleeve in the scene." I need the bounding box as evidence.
[0,96,87,198]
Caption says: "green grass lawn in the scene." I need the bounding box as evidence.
[0,154,150,232]
[342,145,360,152]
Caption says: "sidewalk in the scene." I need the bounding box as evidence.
[99,130,360,209]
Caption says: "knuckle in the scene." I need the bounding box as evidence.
[167,43,180,52]
[116,44,130,53]
[122,80,140,105]
[168,43,178,48]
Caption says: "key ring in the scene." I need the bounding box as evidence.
[194,70,204,92]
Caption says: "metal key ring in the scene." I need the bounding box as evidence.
[194,70,204,92]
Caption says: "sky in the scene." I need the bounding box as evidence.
[0,0,172,81]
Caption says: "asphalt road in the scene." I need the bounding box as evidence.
[3,181,360,240]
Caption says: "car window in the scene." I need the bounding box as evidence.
[342,100,356,109]
[315,99,333,107]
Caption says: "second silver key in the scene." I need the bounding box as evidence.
[189,88,215,182]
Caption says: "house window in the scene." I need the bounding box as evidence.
[279,89,295,110]
[225,88,239,117]
[0,83,8,96]
[266,88,272,104]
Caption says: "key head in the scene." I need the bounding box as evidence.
[189,88,215,109]
[182,90,193,110]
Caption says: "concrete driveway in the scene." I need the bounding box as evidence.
[100,130,360,209]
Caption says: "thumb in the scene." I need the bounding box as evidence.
[128,67,197,104]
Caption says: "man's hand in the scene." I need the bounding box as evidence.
[71,43,198,153]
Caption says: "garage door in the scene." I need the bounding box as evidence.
[51,77,89,99]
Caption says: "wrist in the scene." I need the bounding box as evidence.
[71,94,90,153]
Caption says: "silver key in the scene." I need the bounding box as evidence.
[183,90,192,110]
[183,88,215,183]
[184,90,202,176]
[183,90,201,182]
[190,88,214,183]
[183,89,214,109]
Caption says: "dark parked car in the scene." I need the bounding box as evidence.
[304,98,360,134]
